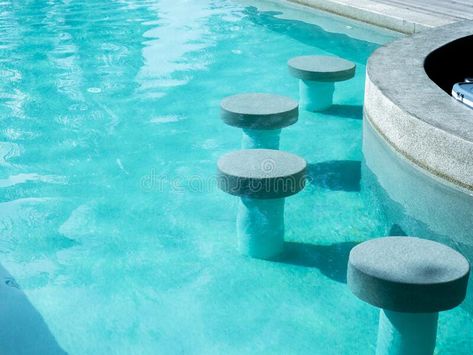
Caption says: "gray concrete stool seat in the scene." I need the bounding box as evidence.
[220,93,298,149]
[288,55,356,111]
[217,149,306,259]
[348,237,470,355]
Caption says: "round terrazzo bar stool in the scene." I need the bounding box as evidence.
[348,237,470,355]
[217,149,306,259]
[288,55,356,112]
[220,93,299,149]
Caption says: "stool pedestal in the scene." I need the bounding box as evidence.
[377,310,438,355]
[241,128,281,149]
[221,93,298,149]
[237,196,285,259]
[299,80,335,112]
[217,149,306,259]
[288,55,356,112]
[348,237,470,355]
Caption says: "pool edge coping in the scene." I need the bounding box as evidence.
[286,0,456,34]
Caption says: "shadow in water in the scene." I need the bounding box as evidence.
[308,160,361,192]
[276,241,358,283]
[389,224,407,236]
[243,7,381,64]
[0,264,66,354]
[321,104,363,120]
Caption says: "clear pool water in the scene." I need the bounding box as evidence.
[0,0,472,354]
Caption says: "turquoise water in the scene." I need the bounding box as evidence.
[0,0,472,354]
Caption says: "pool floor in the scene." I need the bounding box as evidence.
[0,0,472,354]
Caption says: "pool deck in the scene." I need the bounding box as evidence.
[289,0,473,33]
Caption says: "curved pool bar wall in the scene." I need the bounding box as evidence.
[364,20,473,192]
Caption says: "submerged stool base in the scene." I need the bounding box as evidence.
[377,310,438,355]
[237,196,285,259]
[299,80,335,112]
[241,128,281,150]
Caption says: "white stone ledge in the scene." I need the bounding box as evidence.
[287,0,454,33]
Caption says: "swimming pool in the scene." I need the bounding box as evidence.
[0,0,471,353]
